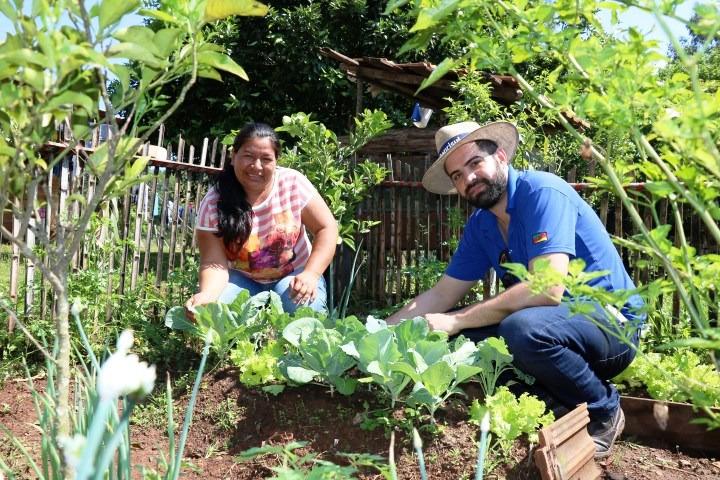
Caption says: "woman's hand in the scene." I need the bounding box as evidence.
[289,270,320,306]
[184,291,217,320]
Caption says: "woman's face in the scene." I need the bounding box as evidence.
[232,136,277,194]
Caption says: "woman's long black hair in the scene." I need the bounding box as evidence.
[215,122,281,250]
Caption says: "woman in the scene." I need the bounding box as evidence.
[185,122,338,314]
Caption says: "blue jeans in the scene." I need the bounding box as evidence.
[217,268,328,314]
[459,303,641,419]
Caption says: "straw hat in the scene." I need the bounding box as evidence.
[421,121,519,194]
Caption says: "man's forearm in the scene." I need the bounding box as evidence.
[387,288,458,324]
[455,282,560,328]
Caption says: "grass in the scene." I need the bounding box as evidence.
[0,243,19,294]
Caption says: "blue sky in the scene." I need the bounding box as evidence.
[598,2,698,52]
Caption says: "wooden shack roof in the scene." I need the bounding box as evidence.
[320,47,589,130]
[319,47,523,110]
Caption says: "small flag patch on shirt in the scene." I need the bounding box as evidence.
[532,232,549,244]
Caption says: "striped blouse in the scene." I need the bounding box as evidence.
[196,167,317,283]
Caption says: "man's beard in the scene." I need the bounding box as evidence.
[465,169,507,209]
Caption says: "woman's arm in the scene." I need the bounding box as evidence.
[291,193,338,304]
[185,230,229,311]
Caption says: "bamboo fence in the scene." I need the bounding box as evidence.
[2,127,717,329]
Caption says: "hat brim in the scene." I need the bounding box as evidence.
[422,122,519,195]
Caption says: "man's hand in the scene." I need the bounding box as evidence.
[289,270,320,305]
[425,312,464,336]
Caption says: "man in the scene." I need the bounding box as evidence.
[387,121,644,458]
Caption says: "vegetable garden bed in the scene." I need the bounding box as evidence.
[2,370,719,479]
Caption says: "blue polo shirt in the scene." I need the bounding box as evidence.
[447,166,644,322]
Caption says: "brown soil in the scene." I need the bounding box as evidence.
[1,368,719,479]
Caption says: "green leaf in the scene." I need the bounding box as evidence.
[98,0,140,31]
[108,42,163,69]
[282,317,324,347]
[262,384,285,396]
[409,0,461,32]
[455,364,482,384]
[164,306,195,331]
[285,365,318,384]
[139,8,178,25]
[419,361,453,397]
[389,361,421,383]
[644,181,675,197]
[153,28,184,58]
[383,0,409,15]
[198,51,248,80]
[113,26,157,54]
[330,376,357,395]
[418,56,458,93]
[203,0,269,22]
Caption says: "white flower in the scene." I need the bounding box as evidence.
[116,329,134,353]
[97,330,156,401]
[70,301,84,317]
[480,411,490,433]
[58,433,86,469]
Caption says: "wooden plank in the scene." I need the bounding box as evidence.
[155,162,172,288]
[178,171,193,270]
[9,215,20,326]
[318,46,360,67]
[599,193,609,226]
[58,157,70,241]
[378,184,387,305]
[191,152,204,251]
[357,65,456,90]
[209,137,218,169]
[534,404,601,480]
[104,200,114,323]
[614,197,623,256]
[118,189,132,294]
[40,170,54,322]
[369,186,379,302]
[199,137,209,168]
[130,182,146,290]
[167,169,182,275]
[70,152,83,269]
[621,396,720,453]
[143,167,160,284]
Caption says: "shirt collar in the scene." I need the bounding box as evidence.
[505,165,519,213]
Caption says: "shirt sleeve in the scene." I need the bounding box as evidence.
[518,186,577,259]
[446,216,492,281]
[293,170,320,209]
[195,188,220,232]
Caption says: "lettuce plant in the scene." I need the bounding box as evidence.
[279,317,359,395]
[470,387,555,457]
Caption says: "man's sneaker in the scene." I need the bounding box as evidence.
[588,406,625,459]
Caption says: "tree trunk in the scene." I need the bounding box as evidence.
[53,274,72,477]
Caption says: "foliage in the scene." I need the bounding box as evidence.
[276,110,392,250]
[280,316,360,395]
[0,0,268,461]
[393,0,720,426]
[443,71,584,177]
[614,349,720,407]
[238,441,391,480]
[143,0,462,144]
[0,311,211,480]
[469,386,554,456]
[168,293,540,432]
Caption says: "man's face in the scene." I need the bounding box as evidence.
[445,142,508,209]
